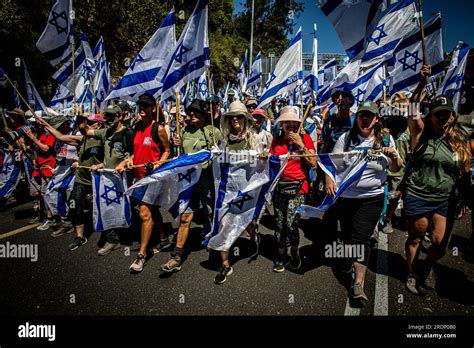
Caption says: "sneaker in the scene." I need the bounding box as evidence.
[98,242,120,256]
[351,282,368,302]
[405,273,419,295]
[37,219,54,231]
[214,266,233,284]
[421,265,436,290]
[382,221,394,234]
[68,236,88,251]
[50,225,74,238]
[160,254,182,273]
[290,250,302,270]
[130,255,146,272]
[152,238,172,254]
[28,215,40,224]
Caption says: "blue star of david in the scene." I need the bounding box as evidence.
[175,43,190,64]
[354,88,365,105]
[198,80,208,95]
[229,191,253,211]
[178,168,196,184]
[399,50,423,72]
[286,73,298,85]
[48,11,68,35]
[0,163,11,175]
[101,184,122,206]
[130,54,144,71]
[265,73,276,89]
[368,24,387,46]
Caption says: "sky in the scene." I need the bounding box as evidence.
[234,0,474,55]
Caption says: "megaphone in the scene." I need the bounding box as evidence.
[0,126,28,146]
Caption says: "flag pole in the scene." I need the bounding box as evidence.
[175,90,181,156]
[5,75,43,118]
[88,75,99,112]
[417,0,429,84]
[249,0,255,70]
[207,70,217,148]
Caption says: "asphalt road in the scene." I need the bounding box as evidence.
[0,197,473,317]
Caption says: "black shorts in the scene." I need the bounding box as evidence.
[69,182,92,227]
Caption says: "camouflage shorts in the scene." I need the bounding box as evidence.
[273,191,305,248]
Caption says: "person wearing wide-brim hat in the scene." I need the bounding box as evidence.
[269,106,317,273]
[403,64,472,295]
[206,100,260,284]
[160,99,223,275]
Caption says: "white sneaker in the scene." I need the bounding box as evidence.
[37,219,54,231]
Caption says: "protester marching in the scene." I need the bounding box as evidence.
[1,0,474,311]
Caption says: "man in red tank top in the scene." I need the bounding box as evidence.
[117,93,171,273]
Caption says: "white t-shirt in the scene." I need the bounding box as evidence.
[332,133,399,199]
[255,130,273,153]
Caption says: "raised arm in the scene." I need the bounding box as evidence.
[35,117,83,146]
[409,65,431,150]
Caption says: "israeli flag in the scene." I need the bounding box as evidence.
[361,0,418,65]
[160,0,210,101]
[258,27,303,108]
[0,150,22,200]
[318,61,384,113]
[197,72,209,100]
[23,60,48,113]
[319,0,388,60]
[92,171,131,232]
[298,151,369,219]
[52,44,85,92]
[247,52,262,90]
[204,152,288,251]
[43,166,75,217]
[306,24,319,92]
[318,58,337,89]
[125,150,212,221]
[36,0,73,66]
[237,50,248,93]
[106,9,176,102]
[437,41,470,113]
[389,14,444,95]
[53,69,72,113]
[94,58,111,110]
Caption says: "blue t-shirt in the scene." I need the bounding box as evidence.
[320,113,355,152]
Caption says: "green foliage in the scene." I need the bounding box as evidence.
[0,0,304,107]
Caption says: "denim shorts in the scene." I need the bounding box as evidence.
[402,193,450,219]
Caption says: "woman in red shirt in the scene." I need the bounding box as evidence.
[270,107,316,272]
[117,93,171,273]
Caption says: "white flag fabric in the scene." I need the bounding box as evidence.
[36,0,73,66]
[92,171,131,232]
[204,152,288,251]
[52,44,85,92]
[247,52,262,90]
[318,58,337,89]
[437,41,470,113]
[23,60,48,113]
[361,0,418,66]
[43,166,75,217]
[0,150,22,200]
[125,150,212,221]
[106,9,176,101]
[298,151,369,219]
[50,84,73,110]
[237,50,248,93]
[159,0,210,101]
[388,15,444,95]
[258,27,303,108]
[319,0,389,60]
